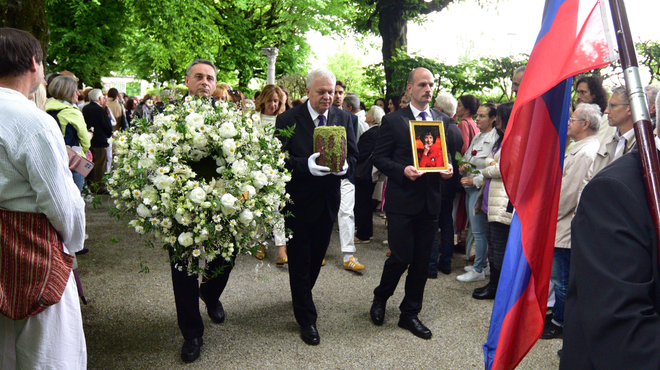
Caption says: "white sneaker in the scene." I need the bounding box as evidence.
[457,270,485,282]
[464,265,490,276]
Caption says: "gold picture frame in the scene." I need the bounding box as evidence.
[409,120,450,172]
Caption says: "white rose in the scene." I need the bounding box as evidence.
[136,203,152,218]
[138,157,153,168]
[220,193,237,215]
[178,232,194,247]
[238,209,253,225]
[231,159,249,176]
[219,122,237,138]
[252,171,268,189]
[192,134,208,149]
[185,112,204,127]
[153,175,175,190]
[189,187,207,204]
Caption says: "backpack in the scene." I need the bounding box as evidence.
[46,108,80,147]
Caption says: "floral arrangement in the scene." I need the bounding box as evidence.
[108,97,292,276]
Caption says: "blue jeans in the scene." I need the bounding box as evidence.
[465,187,487,273]
[72,170,84,193]
[550,248,571,325]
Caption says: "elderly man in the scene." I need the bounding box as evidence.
[276,69,358,345]
[82,88,113,193]
[428,93,463,278]
[585,85,636,183]
[541,103,601,340]
[0,27,87,369]
[511,65,526,96]
[167,59,233,363]
[645,85,659,128]
[370,67,454,339]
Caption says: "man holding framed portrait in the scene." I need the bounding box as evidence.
[369,67,456,339]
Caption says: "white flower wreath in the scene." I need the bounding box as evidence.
[108,97,292,276]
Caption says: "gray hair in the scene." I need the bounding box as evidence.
[343,93,360,111]
[645,85,659,107]
[611,85,629,104]
[186,59,217,77]
[514,65,526,77]
[306,68,336,89]
[369,105,385,124]
[575,103,602,132]
[47,75,78,103]
[434,92,458,117]
[88,88,104,103]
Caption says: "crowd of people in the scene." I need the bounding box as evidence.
[3,25,660,369]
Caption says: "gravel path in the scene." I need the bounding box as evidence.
[78,196,561,369]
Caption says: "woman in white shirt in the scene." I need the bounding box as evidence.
[456,103,499,283]
[254,84,288,264]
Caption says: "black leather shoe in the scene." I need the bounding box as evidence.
[200,294,225,324]
[181,337,203,363]
[472,285,497,300]
[370,299,386,326]
[557,349,563,357]
[300,325,320,345]
[427,271,438,279]
[75,248,89,256]
[540,320,563,339]
[473,283,490,294]
[439,267,451,275]
[398,317,432,339]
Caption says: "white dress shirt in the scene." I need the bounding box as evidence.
[0,87,86,254]
[307,100,328,127]
[409,104,433,121]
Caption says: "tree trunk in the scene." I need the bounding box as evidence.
[0,0,50,56]
[379,11,407,99]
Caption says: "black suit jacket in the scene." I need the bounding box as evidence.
[372,106,453,216]
[355,125,379,182]
[276,103,358,222]
[442,118,463,200]
[82,102,113,148]
[561,149,660,370]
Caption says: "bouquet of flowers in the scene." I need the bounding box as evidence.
[108,97,291,276]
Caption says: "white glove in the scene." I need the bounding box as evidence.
[332,160,349,176]
[308,153,331,176]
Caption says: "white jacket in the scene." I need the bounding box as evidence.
[481,148,513,225]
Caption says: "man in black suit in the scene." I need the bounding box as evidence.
[275,68,358,345]
[560,148,660,369]
[82,88,113,193]
[369,67,454,339]
[169,59,232,363]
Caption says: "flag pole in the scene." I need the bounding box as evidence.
[608,0,660,266]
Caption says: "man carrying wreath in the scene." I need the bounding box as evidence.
[169,59,232,363]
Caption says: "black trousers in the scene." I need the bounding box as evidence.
[373,210,438,318]
[170,252,234,340]
[354,178,376,240]
[286,206,334,326]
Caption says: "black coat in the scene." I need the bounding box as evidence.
[82,102,113,148]
[355,125,379,182]
[275,103,358,222]
[442,118,463,200]
[372,106,454,216]
[561,149,660,369]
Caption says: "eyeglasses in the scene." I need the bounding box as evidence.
[608,102,629,109]
[568,118,584,122]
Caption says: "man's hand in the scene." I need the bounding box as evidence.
[459,164,467,174]
[308,153,331,176]
[332,160,349,176]
[460,177,474,187]
[404,165,424,181]
[439,166,453,179]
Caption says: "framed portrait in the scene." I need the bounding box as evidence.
[409,121,450,172]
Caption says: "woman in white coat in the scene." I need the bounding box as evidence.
[472,102,514,299]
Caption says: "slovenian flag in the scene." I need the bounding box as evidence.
[483,0,615,369]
